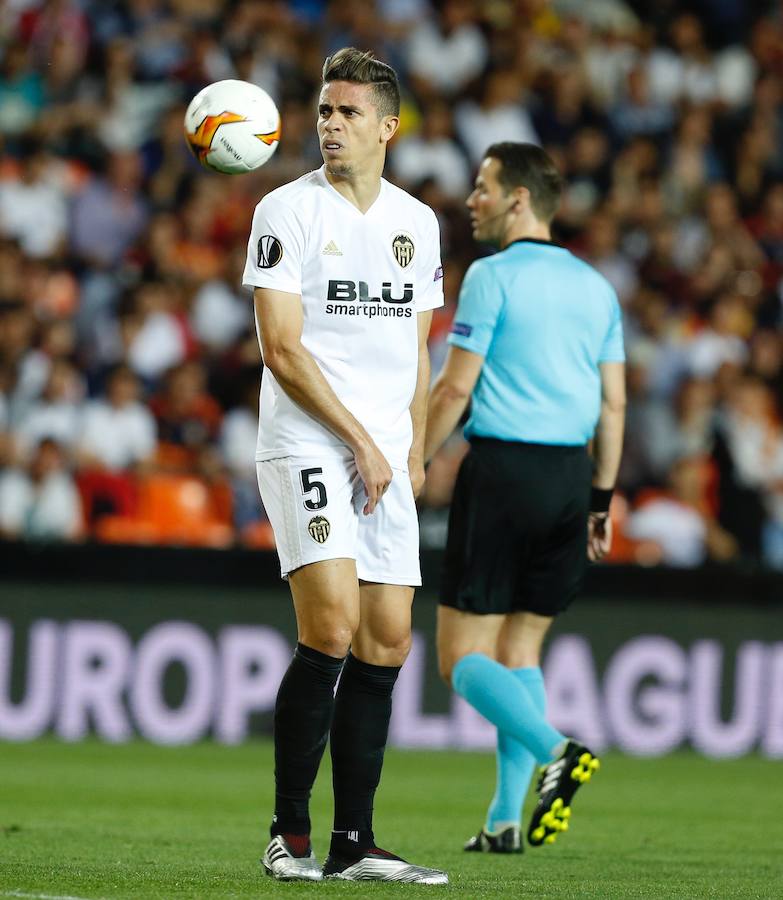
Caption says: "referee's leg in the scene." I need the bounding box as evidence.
[438,610,532,850]
[439,606,567,766]
[436,606,505,684]
[493,612,554,835]
[496,610,553,669]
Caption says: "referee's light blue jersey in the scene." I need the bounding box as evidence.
[448,238,625,445]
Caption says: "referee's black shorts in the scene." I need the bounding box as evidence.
[440,437,591,618]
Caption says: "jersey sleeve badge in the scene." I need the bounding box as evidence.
[257,235,283,268]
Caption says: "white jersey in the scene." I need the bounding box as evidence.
[243,166,444,470]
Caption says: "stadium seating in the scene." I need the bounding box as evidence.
[95,474,233,548]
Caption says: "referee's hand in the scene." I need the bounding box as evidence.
[587,513,612,562]
[354,440,393,516]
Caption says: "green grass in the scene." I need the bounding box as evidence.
[0,740,779,899]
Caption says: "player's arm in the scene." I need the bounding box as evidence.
[424,345,484,463]
[254,286,391,515]
[588,361,626,561]
[408,309,433,498]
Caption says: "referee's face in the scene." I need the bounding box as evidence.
[467,157,511,246]
[317,81,395,178]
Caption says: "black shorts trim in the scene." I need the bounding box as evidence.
[439,438,591,617]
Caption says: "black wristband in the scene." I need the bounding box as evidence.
[590,486,613,514]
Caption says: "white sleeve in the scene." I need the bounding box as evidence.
[242,195,305,295]
[415,206,444,313]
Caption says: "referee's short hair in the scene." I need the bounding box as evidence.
[322,47,400,118]
[485,142,563,223]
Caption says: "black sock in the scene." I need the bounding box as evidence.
[271,642,345,837]
[329,653,401,857]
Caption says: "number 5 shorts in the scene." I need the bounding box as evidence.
[256,455,422,586]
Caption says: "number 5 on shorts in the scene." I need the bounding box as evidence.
[300,467,328,510]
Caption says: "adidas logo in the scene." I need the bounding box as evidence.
[335,828,360,843]
[322,240,342,256]
[539,759,565,793]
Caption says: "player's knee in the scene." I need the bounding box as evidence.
[299,620,356,658]
[351,623,411,667]
[383,631,412,667]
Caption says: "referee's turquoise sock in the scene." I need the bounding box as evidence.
[486,666,546,831]
[451,653,564,765]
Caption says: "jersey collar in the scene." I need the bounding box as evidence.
[504,237,561,249]
[317,165,386,217]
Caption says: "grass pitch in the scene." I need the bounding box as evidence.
[0,740,779,899]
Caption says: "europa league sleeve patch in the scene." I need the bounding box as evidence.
[257,234,283,268]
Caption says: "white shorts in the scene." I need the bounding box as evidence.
[256,455,421,586]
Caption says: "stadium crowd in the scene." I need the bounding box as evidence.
[1,0,782,568]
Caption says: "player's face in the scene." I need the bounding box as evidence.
[466,157,510,246]
[317,81,395,176]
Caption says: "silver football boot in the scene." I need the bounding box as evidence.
[322,847,448,884]
[261,835,322,881]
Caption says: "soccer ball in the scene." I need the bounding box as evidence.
[184,79,280,174]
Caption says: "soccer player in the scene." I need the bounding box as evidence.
[242,48,447,884]
[424,143,625,853]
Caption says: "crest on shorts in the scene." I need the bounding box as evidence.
[392,232,415,268]
[308,515,330,544]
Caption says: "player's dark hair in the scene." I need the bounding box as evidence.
[485,142,563,223]
[322,47,400,118]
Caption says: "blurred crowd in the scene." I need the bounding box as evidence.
[1,0,783,568]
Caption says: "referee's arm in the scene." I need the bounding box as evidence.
[592,362,626,490]
[424,346,483,463]
[588,361,626,562]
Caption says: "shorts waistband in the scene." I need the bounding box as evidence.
[469,437,588,453]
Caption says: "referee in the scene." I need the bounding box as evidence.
[424,143,625,853]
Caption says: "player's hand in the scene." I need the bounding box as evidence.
[587,513,612,562]
[354,439,393,515]
[408,452,425,499]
